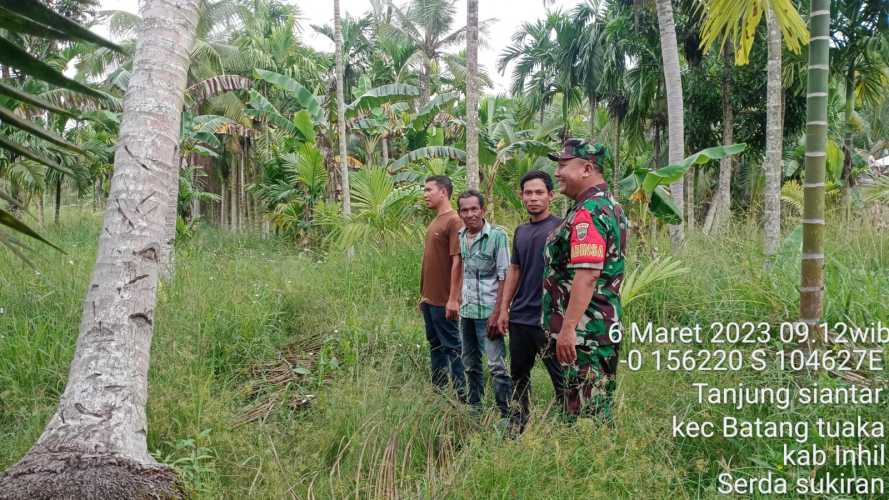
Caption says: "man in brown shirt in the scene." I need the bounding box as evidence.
[419,175,466,400]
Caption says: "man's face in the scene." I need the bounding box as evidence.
[520,178,554,216]
[554,157,592,198]
[458,195,485,232]
[423,181,447,208]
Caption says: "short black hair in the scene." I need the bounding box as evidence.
[519,170,554,192]
[457,189,485,209]
[425,175,453,198]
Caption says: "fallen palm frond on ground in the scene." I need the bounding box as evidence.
[234,334,324,427]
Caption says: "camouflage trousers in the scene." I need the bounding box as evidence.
[561,343,619,421]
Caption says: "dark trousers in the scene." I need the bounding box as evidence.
[420,302,466,400]
[508,322,565,427]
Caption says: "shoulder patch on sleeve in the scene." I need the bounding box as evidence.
[570,207,605,265]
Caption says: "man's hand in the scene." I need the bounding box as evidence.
[486,315,504,339]
[556,327,577,364]
[445,299,459,320]
[417,297,425,314]
[496,310,510,337]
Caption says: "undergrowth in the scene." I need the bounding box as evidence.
[1,209,887,498]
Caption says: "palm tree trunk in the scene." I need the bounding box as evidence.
[190,158,201,221]
[685,169,695,231]
[589,97,597,137]
[220,176,227,230]
[465,0,480,190]
[239,150,246,231]
[655,0,685,248]
[381,135,389,165]
[704,45,734,234]
[420,60,431,105]
[763,6,783,256]
[335,0,352,219]
[54,177,61,224]
[244,158,252,230]
[613,114,621,189]
[840,67,855,207]
[160,155,181,278]
[561,92,570,139]
[654,122,662,166]
[229,164,237,232]
[0,1,200,496]
[800,0,830,339]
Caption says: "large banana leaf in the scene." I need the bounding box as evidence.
[389,146,466,171]
[347,83,420,117]
[650,186,683,224]
[246,90,296,133]
[292,110,316,143]
[253,68,324,124]
[619,144,747,223]
[639,143,747,197]
[410,92,458,131]
[187,74,252,106]
[246,89,314,143]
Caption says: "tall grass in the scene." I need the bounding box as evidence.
[1,210,887,498]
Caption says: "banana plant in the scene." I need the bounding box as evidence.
[618,143,748,224]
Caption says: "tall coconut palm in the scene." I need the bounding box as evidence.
[335,0,352,217]
[465,0,479,189]
[800,0,830,334]
[654,0,685,246]
[0,0,201,496]
[702,44,735,234]
[698,0,809,249]
[764,7,783,255]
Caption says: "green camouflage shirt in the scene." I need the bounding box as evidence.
[541,183,627,346]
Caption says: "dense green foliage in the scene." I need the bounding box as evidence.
[1,0,888,496]
[2,213,887,497]
[1,1,886,256]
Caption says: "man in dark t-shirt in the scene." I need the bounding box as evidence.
[496,170,565,430]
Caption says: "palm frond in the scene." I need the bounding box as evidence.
[621,256,689,308]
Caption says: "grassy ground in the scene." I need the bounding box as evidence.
[1,210,887,498]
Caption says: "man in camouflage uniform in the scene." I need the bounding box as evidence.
[542,138,627,421]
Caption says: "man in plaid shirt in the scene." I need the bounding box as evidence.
[456,189,513,418]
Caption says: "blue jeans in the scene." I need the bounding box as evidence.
[421,303,466,400]
[461,317,513,417]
